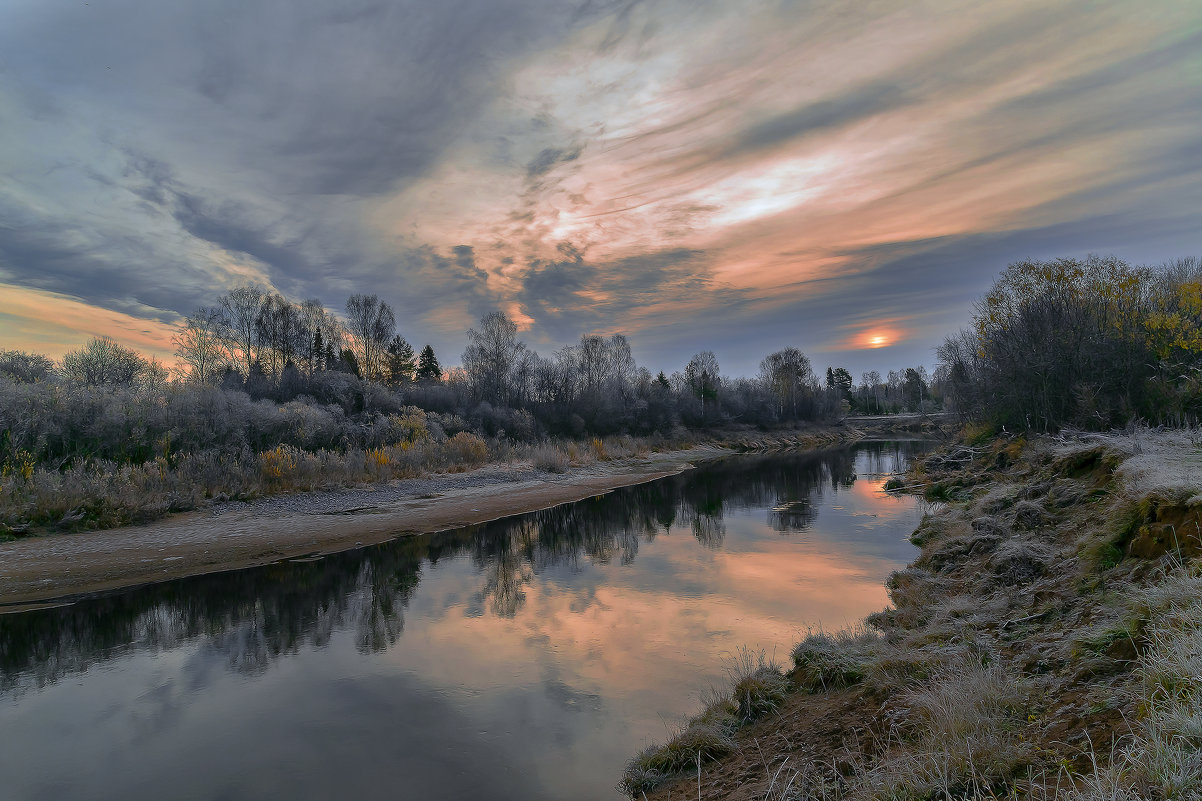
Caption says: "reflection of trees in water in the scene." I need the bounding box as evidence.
[856,440,927,478]
[0,442,925,690]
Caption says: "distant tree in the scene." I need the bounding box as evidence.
[298,299,330,375]
[685,351,720,421]
[859,370,883,413]
[903,367,928,410]
[345,294,396,382]
[174,307,230,383]
[0,350,54,383]
[415,345,442,382]
[826,366,853,400]
[218,285,265,376]
[338,348,361,378]
[311,327,325,372]
[685,351,720,400]
[759,347,813,419]
[61,337,148,386]
[384,335,416,386]
[463,311,525,403]
[255,293,304,376]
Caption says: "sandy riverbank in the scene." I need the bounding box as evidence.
[0,445,735,611]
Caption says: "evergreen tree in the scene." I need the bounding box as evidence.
[339,348,361,377]
[415,345,442,382]
[312,328,325,372]
[384,335,416,386]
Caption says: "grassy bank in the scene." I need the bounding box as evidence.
[624,427,1202,800]
[0,420,852,539]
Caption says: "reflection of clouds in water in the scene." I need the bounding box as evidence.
[1,443,929,692]
[0,442,930,801]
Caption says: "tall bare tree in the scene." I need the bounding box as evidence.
[463,311,525,404]
[218,286,265,376]
[345,294,396,382]
[174,307,230,383]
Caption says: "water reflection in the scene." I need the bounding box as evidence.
[0,441,928,801]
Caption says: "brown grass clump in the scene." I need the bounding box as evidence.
[790,629,878,692]
[620,704,738,797]
[727,648,789,722]
[530,444,570,473]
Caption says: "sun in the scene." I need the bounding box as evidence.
[869,335,887,347]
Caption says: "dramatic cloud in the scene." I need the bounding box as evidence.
[2,0,1201,373]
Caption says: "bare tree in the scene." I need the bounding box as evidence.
[218,286,265,376]
[0,350,55,383]
[61,337,148,386]
[174,307,230,383]
[463,311,525,404]
[255,293,304,376]
[345,294,396,382]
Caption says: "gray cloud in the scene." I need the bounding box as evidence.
[1,0,1201,372]
[515,247,729,343]
[721,82,909,159]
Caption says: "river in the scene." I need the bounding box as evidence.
[0,440,929,801]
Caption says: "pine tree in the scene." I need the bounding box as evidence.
[339,348,361,377]
[415,345,442,382]
[312,328,325,372]
[384,335,416,386]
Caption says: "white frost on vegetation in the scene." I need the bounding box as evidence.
[1053,427,1202,504]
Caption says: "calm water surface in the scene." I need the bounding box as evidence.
[0,441,929,801]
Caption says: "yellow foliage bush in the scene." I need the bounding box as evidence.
[367,447,390,468]
[2,449,36,482]
[260,445,298,480]
[445,432,488,465]
[391,410,431,444]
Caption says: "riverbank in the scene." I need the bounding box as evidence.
[624,426,1202,799]
[0,425,877,610]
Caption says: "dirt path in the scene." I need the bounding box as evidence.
[0,447,726,611]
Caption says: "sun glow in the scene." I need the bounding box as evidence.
[851,327,903,349]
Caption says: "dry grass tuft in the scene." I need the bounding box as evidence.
[530,443,570,473]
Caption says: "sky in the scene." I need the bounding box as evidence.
[2,0,1202,379]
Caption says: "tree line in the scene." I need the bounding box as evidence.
[938,255,1202,431]
[1,285,942,471]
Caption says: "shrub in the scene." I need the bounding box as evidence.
[531,444,569,473]
[259,445,299,482]
[444,432,489,465]
[590,437,608,460]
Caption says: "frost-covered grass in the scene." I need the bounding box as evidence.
[0,433,494,534]
[625,428,1202,801]
[1052,426,1202,504]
